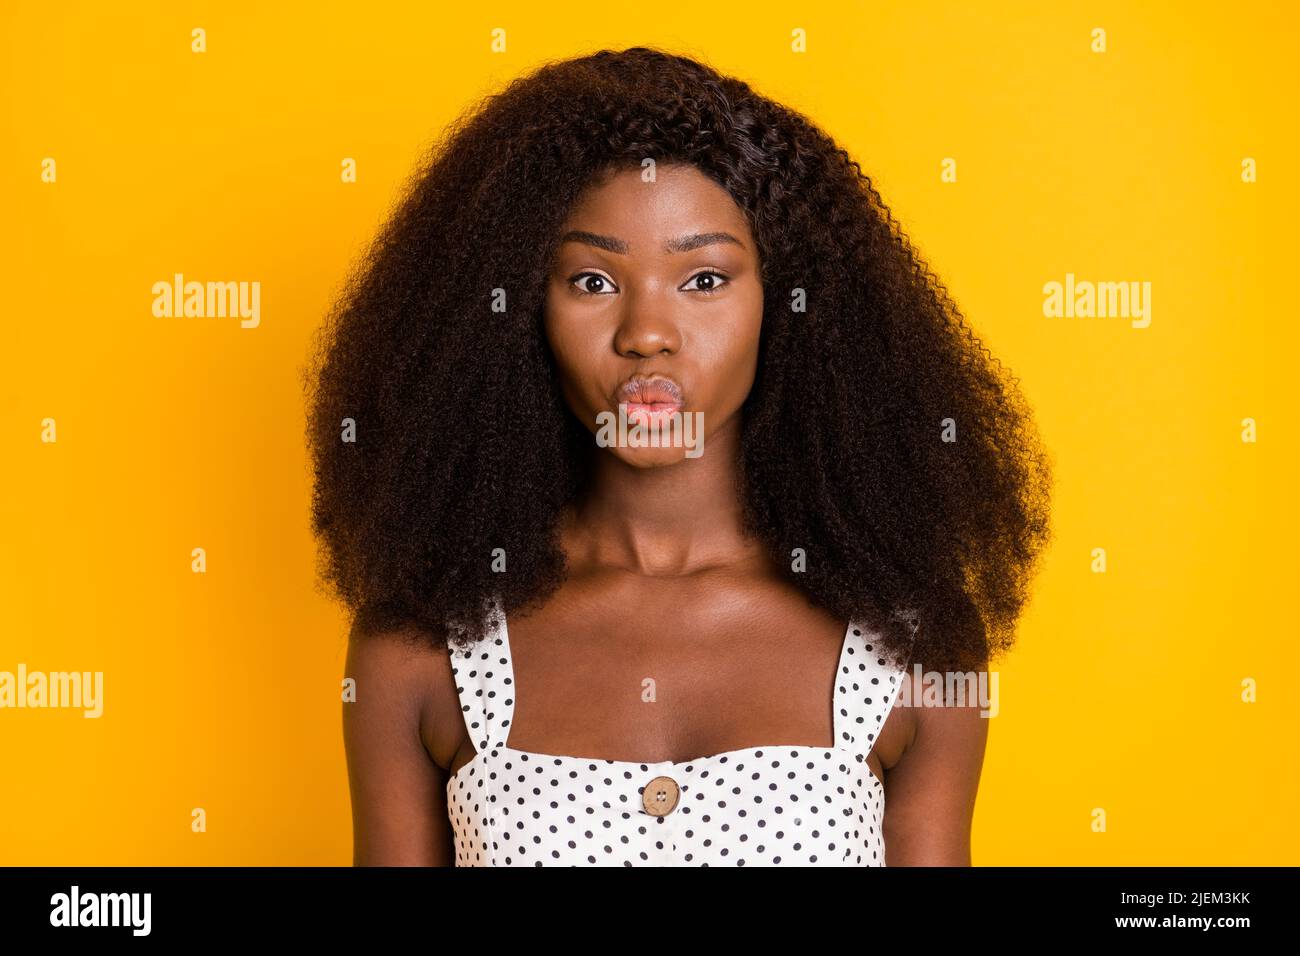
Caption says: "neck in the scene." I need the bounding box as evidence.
[566,415,759,576]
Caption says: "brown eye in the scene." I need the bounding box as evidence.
[682,271,729,294]
[570,272,617,296]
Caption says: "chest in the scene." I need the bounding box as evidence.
[500,575,853,764]
[439,579,915,867]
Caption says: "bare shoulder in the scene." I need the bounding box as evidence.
[342,620,464,865]
[342,621,462,771]
[882,666,990,865]
[892,663,990,764]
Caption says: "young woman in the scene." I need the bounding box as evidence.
[305,46,1053,866]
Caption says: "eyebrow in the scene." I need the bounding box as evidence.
[558,230,745,255]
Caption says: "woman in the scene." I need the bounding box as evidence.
[305,47,1053,866]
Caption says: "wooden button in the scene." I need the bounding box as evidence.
[642,775,680,816]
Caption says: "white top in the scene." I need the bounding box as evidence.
[445,608,912,866]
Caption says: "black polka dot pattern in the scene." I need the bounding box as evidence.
[445,614,912,867]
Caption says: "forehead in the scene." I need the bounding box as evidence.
[561,162,753,248]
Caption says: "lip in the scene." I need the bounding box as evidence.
[615,373,684,421]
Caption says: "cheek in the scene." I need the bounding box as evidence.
[697,310,763,412]
[544,313,605,419]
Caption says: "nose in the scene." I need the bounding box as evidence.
[612,293,682,358]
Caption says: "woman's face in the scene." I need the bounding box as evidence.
[543,162,764,468]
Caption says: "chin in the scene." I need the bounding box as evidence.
[609,446,699,469]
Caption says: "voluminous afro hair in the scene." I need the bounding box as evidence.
[302,46,1053,673]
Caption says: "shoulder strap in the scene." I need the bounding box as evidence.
[446,602,517,753]
[834,621,914,759]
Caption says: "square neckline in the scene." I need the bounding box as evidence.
[447,612,863,787]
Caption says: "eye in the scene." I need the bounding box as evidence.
[567,270,731,297]
[569,272,618,297]
[682,271,730,295]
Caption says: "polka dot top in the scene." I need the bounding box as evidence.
[444,611,913,867]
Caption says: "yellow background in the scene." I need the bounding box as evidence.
[2,1,1296,865]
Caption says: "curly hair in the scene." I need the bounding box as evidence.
[301,46,1053,673]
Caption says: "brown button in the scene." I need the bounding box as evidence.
[642,775,680,816]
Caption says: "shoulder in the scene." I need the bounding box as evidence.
[342,621,464,771]
[892,662,991,764]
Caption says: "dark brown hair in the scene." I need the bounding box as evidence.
[302,46,1053,672]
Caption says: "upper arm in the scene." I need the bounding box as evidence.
[881,674,990,866]
[342,626,455,866]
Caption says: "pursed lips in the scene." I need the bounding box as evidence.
[616,374,683,408]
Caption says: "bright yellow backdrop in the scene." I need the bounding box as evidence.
[2,1,1296,865]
